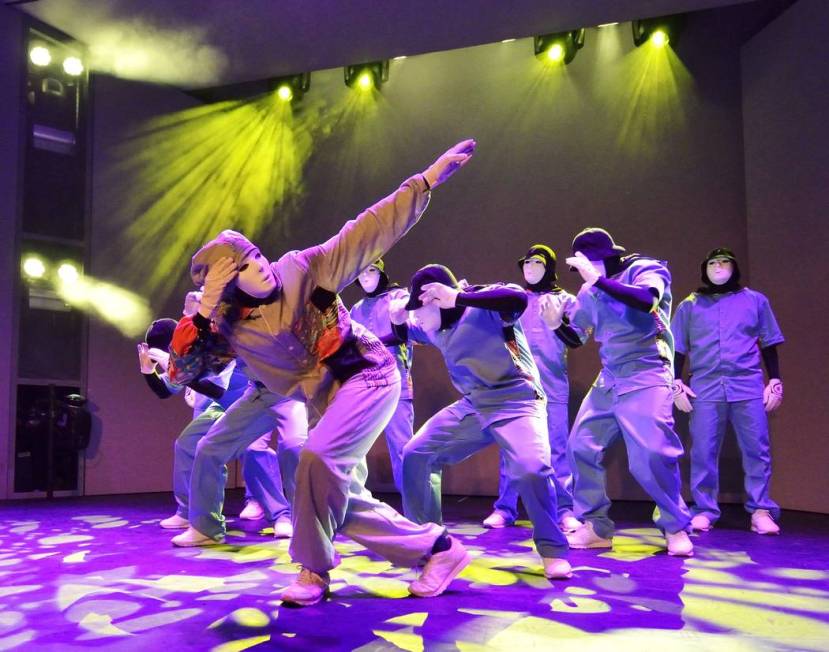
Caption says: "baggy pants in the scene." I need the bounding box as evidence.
[288,371,443,573]
[568,384,691,538]
[492,400,574,522]
[186,386,308,537]
[402,397,568,558]
[689,398,779,522]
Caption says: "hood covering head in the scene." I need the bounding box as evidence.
[356,258,390,296]
[404,264,460,311]
[571,227,626,262]
[517,243,558,291]
[698,247,742,294]
[190,230,258,287]
[145,318,178,350]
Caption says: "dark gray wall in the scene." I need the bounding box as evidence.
[741,0,829,514]
[0,6,24,499]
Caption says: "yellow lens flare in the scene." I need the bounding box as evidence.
[54,275,152,338]
[546,43,565,62]
[276,85,293,102]
[29,45,51,66]
[356,71,374,90]
[22,256,47,279]
[63,56,85,76]
[651,30,669,48]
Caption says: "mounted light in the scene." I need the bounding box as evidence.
[344,60,389,90]
[534,30,586,65]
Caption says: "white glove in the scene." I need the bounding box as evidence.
[137,342,156,374]
[200,257,237,317]
[538,294,565,329]
[672,379,696,413]
[183,290,203,317]
[184,387,197,409]
[565,252,600,287]
[419,282,459,309]
[147,347,170,372]
[389,296,410,325]
[763,378,783,412]
[422,139,476,189]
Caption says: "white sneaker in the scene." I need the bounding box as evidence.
[171,526,224,547]
[239,499,265,520]
[273,516,293,539]
[159,514,189,529]
[559,515,582,534]
[751,509,780,535]
[482,511,515,529]
[542,557,573,579]
[665,530,694,557]
[409,537,471,598]
[566,521,612,549]
[281,568,330,607]
[690,514,712,532]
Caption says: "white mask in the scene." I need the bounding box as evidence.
[236,249,277,298]
[523,258,546,285]
[706,257,733,286]
[412,302,442,333]
[359,266,381,294]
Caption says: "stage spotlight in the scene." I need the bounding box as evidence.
[22,255,47,280]
[57,262,80,285]
[62,56,84,76]
[344,61,389,90]
[632,16,684,48]
[534,30,585,65]
[29,45,51,67]
[270,72,310,103]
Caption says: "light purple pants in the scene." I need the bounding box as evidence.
[290,371,443,573]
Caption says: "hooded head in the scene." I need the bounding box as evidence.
[517,244,558,291]
[404,264,462,333]
[698,247,742,294]
[145,318,178,351]
[356,258,390,296]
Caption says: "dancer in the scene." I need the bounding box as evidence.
[671,247,784,534]
[395,264,572,580]
[170,140,477,606]
[350,259,414,491]
[482,244,585,534]
[559,228,694,556]
[138,313,301,539]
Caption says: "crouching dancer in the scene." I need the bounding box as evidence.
[171,140,476,606]
[395,265,572,581]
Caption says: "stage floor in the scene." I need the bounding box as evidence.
[0,491,827,651]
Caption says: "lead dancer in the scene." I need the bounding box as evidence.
[171,140,477,606]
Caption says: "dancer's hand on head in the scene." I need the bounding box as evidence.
[672,379,696,413]
[763,378,783,412]
[539,294,565,329]
[148,347,170,372]
[201,257,237,316]
[422,139,476,189]
[137,343,156,374]
[565,252,600,287]
[419,282,458,309]
[389,296,409,325]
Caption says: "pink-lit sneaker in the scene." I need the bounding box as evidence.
[690,514,712,532]
[482,511,515,529]
[409,537,471,598]
[566,522,612,549]
[665,530,694,557]
[751,510,780,535]
[281,568,330,607]
[542,557,573,579]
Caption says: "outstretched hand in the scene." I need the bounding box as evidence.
[419,282,459,309]
[137,342,156,374]
[538,294,565,329]
[422,139,476,189]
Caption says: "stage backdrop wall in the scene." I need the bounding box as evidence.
[741,0,829,515]
[80,10,766,505]
[0,7,24,499]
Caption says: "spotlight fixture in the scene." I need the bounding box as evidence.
[22,255,47,280]
[534,29,585,65]
[29,45,51,67]
[57,262,80,285]
[632,15,684,48]
[270,72,310,103]
[62,56,84,76]
[344,60,389,90]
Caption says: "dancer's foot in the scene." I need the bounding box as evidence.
[239,499,265,520]
[482,511,515,529]
[566,521,612,549]
[281,568,330,607]
[159,514,189,529]
[409,536,471,597]
[273,516,294,539]
[171,526,224,547]
[751,509,780,535]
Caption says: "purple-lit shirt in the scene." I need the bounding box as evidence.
[671,288,784,401]
[351,288,414,400]
[569,258,674,394]
[521,290,586,404]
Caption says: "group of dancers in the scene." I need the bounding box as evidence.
[137,140,785,607]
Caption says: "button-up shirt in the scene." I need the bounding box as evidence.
[671,288,784,401]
